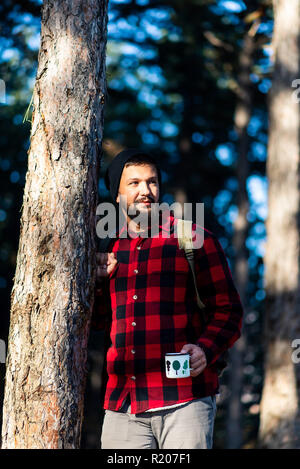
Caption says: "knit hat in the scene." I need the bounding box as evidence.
[104,148,162,202]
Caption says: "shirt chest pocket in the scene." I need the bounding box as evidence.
[146,254,190,292]
[148,254,189,273]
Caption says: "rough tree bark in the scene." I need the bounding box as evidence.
[1,0,108,449]
[258,0,300,448]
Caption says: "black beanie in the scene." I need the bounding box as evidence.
[104,148,162,202]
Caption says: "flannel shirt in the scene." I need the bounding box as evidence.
[92,213,243,414]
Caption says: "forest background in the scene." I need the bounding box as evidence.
[0,0,282,449]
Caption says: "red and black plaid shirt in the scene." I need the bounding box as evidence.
[92,213,243,414]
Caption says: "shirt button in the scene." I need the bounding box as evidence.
[133,294,138,300]
[134,269,139,274]
[131,376,136,380]
[132,322,136,327]
[137,246,141,250]
[131,349,136,354]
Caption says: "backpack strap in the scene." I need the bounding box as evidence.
[176,219,207,317]
[177,218,229,375]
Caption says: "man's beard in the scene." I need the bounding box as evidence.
[127,199,159,231]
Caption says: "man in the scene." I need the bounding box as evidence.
[92,148,244,449]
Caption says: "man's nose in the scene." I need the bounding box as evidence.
[139,182,151,196]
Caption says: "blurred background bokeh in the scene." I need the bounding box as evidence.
[0,0,273,448]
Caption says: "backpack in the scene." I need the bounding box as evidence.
[176,218,228,377]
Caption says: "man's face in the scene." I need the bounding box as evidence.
[116,163,159,217]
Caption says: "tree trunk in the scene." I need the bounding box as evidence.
[1,0,108,449]
[226,28,254,449]
[258,0,300,449]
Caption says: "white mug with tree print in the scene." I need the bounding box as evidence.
[165,352,191,378]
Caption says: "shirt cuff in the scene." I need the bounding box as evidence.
[196,341,215,366]
[108,261,119,279]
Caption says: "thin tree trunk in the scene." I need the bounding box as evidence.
[1,0,108,449]
[226,28,254,449]
[258,0,300,449]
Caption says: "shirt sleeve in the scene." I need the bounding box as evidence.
[195,232,244,366]
[91,250,119,332]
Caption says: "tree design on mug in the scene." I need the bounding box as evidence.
[172,360,181,375]
[166,360,171,372]
[182,360,188,374]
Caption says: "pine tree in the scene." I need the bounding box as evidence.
[258,0,300,449]
[1,0,109,448]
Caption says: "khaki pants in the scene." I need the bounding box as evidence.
[101,396,217,449]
